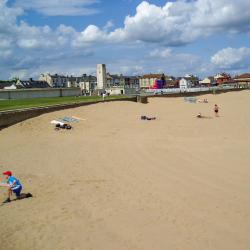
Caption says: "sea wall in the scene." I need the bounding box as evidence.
[0,97,137,129]
[0,88,81,100]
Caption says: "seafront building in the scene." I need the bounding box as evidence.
[2,65,250,95]
[66,74,97,95]
[234,74,250,88]
[214,73,232,85]
[2,78,50,90]
[39,73,68,88]
[199,77,216,86]
[179,78,192,91]
[139,74,165,89]
[40,73,97,94]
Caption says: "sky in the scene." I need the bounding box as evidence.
[1,0,250,79]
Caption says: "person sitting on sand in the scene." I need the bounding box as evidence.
[197,112,203,118]
[198,99,208,103]
[214,104,219,117]
[0,171,22,203]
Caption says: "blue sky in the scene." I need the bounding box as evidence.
[1,0,250,79]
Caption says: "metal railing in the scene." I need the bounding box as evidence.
[143,84,247,95]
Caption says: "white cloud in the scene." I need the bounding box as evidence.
[14,0,99,16]
[149,48,172,58]
[2,0,250,79]
[75,0,250,46]
[5,0,250,50]
[73,25,108,46]
[149,48,201,69]
[116,0,250,45]
[211,47,250,69]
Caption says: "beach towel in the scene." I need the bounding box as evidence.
[72,116,86,121]
[184,97,197,103]
[59,116,79,123]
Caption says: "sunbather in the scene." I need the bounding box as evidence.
[141,115,156,120]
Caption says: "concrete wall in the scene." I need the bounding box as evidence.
[0,97,137,129]
[124,87,138,95]
[0,88,81,100]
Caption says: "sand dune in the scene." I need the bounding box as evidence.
[0,91,250,250]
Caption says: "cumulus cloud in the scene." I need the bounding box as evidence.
[5,0,250,50]
[13,0,99,16]
[2,0,250,78]
[211,47,250,69]
[149,48,201,68]
[73,0,250,46]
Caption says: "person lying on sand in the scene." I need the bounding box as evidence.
[55,123,72,130]
[141,115,156,120]
[196,113,212,119]
[0,171,22,203]
[51,120,72,130]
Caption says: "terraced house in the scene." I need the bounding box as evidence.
[139,74,165,89]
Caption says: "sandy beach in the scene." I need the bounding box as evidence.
[0,90,250,250]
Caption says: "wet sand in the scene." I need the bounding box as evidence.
[0,90,250,250]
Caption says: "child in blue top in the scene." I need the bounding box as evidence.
[0,171,22,203]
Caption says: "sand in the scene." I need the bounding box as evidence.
[0,90,250,250]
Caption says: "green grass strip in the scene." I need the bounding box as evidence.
[0,95,130,112]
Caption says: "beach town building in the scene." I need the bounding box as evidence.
[104,74,139,95]
[139,74,165,89]
[234,73,250,88]
[165,80,179,88]
[15,79,51,89]
[106,73,125,87]
[1,79,50,89]
[183,74,199,87]
[214,73,232,85]
[39,73,68,88]
[66,74,97,95]
[0,81,17,90]
[96,64,107,90]
[199,77,216,86]
[106,73,139,88]
[179,78,192,91]
[79,75,97,94]
[124,76,140,89]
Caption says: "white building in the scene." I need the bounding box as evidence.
[179,78,192,91]
[96,64,107,90]
[199,77,215,86]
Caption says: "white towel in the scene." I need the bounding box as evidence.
[50,120,65,126]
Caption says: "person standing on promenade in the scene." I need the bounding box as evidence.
[214,104,219,117]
